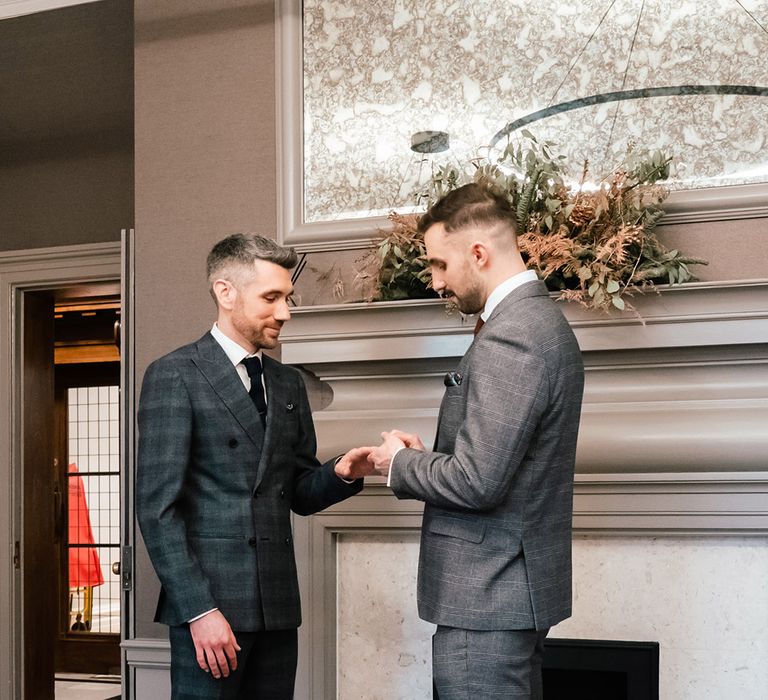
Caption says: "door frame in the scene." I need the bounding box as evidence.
[0,241,121,699]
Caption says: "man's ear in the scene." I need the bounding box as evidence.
[212,279,237,310]
[470,241,490,268]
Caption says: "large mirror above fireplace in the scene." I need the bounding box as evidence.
[277,0,768,250]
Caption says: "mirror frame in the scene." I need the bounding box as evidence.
[276,0,768,253]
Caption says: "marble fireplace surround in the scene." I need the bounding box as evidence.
[281,279,768,698]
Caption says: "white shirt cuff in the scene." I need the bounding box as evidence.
[188,607,218,623]
[387,446,406,487]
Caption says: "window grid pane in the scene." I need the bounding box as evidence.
[66,384,120,635]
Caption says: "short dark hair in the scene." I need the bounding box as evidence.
[417,182,517,236]
[206,233,298,299]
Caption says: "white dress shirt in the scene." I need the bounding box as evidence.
[210,322,266,399]
[480,269,539,322]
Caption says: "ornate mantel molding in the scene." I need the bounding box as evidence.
[282,278,768,361]
[281,279,768,533]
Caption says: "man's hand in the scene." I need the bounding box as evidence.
[388,429,425,451]
[334,446,377,480]
[370,430,407,477]
[189,610,241,679]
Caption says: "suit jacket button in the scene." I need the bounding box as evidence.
[285,537,291,545]
[279,489,285,498]
[228,438,238,448]
[248,537,257,546]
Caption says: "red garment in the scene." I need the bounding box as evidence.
[68,463,104,588]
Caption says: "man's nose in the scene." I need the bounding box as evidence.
[275,300,291,322]
[431,272,445,292]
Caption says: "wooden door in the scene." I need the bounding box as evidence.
[21,290,56,700]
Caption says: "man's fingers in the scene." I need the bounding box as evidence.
[225,642,239,672]
[194,643,209,672]
[205,647,223,679]
[390,429,425,450]
[214,647,230,677]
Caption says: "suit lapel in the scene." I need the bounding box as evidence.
[192,333,265,446]
[253,355,289,490]
[433,280,547,449]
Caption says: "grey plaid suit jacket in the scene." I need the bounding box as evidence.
[391,280,584,631]
[137,332,362,631]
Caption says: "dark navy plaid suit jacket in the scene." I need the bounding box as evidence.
[137,332,361,631]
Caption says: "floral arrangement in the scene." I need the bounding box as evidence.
[356,212,437,302]
[361,133,707,312]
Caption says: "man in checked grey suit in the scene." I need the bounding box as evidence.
[371,183,585,699]
[137,234,373,699]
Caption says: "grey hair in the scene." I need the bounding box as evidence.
[206,233,298,301]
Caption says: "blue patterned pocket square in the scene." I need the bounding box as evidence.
[444,371,463,387]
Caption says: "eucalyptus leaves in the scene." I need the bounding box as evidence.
[358,212,437,302]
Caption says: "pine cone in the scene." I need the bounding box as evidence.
[569,197,595,227]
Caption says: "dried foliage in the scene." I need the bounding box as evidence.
[364,133,707,312]
[357,212,438,301]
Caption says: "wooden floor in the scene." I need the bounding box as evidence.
[55,674,120,700]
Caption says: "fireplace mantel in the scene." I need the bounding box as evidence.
[281,279,768,534]
[283,278,768,363]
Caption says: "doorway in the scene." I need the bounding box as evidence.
[0,242,123,700]
[52,287,122,698]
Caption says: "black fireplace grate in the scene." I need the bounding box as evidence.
[543,638,659,700]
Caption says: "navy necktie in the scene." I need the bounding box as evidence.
[242,356,267,425]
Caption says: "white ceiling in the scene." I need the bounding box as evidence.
[0,0,102,21]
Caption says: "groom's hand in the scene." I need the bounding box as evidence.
[370,430,407,477]
[388,429,425,451]
[189,610,241,679]
[334,446,376,480]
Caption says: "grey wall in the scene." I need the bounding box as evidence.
[659,217,768,282]
[133,0,277,639]
[0,0,133,251]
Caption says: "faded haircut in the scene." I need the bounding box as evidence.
[206,233,298,302]
[417,182,517,237]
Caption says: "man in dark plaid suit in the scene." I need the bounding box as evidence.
[137,234,373,699]
[371,184,585,699]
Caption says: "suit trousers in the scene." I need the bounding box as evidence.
[169,625,297,700]
[432,626,549,700]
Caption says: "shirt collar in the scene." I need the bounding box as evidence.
[211,323,262,366]
[480,269,539,321]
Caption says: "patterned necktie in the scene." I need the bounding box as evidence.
[474,317,485,335]
[242,356,267,426]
